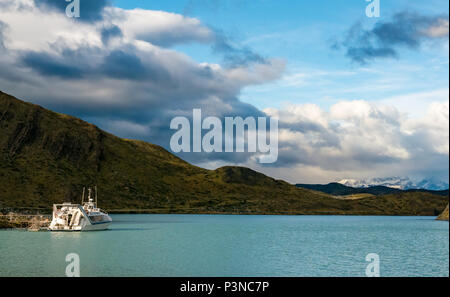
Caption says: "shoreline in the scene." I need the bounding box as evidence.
[2,209,447,216]
[0,214,51,230]
[2,212,446,230]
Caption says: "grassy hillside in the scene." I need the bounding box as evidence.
[0,90,448,216]
[437,204,449,221]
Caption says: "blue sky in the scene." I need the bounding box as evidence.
[113,0,449,111]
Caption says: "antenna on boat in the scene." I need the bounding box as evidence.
[81,187,85,204]
[95,185,98,206]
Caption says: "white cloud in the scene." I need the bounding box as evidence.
[377,88,449,118]
[0,1,215,52]
[260,99,449,183]
[0,0,284,107]
[104,7,214,47]
[403,100,449,155]
[0,0,101,51]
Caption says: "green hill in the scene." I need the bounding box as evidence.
[0,90,448,216]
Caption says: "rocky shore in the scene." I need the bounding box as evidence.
[0,213,50,230]
[436,204,449,221]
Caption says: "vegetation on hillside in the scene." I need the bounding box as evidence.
[1,90,448,216]
[436,204,449,221]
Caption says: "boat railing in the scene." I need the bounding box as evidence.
[53,203,81,208]
[98,208,108,215]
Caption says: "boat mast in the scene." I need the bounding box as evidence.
[95,185,98,206]
[88,188,92,202]
[81,187,85,204]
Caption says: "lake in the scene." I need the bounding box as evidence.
[0,215,448,277]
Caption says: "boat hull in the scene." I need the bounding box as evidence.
[82,221,112,231]
[48,210,112,231]
[48,221,111,231]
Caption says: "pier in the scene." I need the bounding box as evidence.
[0,213,51,231]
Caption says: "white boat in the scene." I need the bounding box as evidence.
[48,187,112,231]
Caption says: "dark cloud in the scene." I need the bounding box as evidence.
[35,0,110,22]
[0,21,6,50]
[335,12,449,64]
[346,46,397,64]
[19,45,174,82]
[101,25,122,44]
[10,40,279,164]
[20,51,86,78]
[213,31,267,67]
[100,50,173,82]
[101,50,153,80]
[19,45,104,79]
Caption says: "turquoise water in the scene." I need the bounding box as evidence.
[0,215,448,277]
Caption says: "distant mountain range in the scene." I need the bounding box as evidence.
[337,177,449,191]
[296,182,449,196]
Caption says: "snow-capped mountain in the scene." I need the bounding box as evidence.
[338,177,449,190]
[414,179,450,191]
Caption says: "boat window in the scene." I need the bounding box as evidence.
[89,215,103,222]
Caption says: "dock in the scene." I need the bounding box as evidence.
[0,213,51,231]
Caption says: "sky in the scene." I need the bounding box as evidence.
[0,0,448,185]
